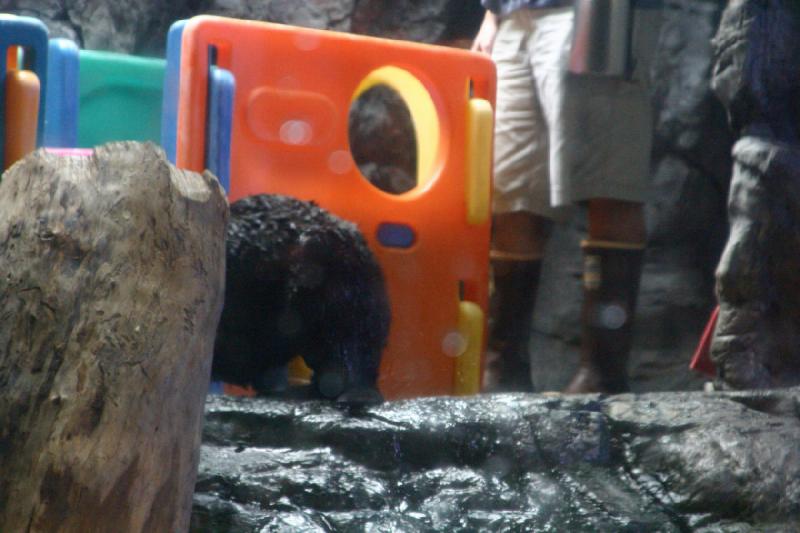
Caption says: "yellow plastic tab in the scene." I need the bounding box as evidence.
[466,98,493,225]
[453,300,484,395]
[287,355,313,385]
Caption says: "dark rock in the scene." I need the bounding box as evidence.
[196,0,356,33]
[708,0,800,389]
[710,0,800,142]
[63,0,183,53]
[213,194,390,403]
[712,138,800,389]
[350,0,479,43]
[1,0,485,55]
[652,0,734,187]
[191,388,800,531]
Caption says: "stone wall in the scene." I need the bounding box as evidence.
[709,0,800,389]
[1,0,484,54]
[191,389,800,531]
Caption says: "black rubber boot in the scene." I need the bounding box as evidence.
[563,241,644,394]
[484,257,542,392]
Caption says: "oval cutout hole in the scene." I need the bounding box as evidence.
[377,222,416,249]
[348,84,417,194]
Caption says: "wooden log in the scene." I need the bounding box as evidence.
[0,142,228,532]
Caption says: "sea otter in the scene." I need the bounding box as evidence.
[212,194,390,404]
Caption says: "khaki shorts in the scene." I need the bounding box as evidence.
[491,7,659,218]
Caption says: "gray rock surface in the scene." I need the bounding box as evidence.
[0,0,484,55]
[710,0,800,143]
[191,389,800,532]
[708,0,800,389]
[712,138,800,389]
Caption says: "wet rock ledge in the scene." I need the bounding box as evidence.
[192,388,800,532]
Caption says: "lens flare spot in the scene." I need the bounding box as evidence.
[442,331,468,358]
[599,303,627,330]
[328,150,353,174]
[279,120,313,145]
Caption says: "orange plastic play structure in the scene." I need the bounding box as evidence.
[175,16,496,399]
[4,68,39,170]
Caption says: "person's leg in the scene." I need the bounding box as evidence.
[486,10,562,392]
[563,198,645,393]
[485,211,550,392]
[551,7,660,394]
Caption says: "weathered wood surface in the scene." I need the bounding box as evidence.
[0,142,228,532]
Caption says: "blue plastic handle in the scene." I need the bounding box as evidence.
[43,38,79,147]
[161,19,187,163]
[161,19,235,192]
[206,66,234,193]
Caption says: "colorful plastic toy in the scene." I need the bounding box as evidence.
[204,66,234,191]
[0,14,49,170]
[163,20,234,189]
[161,19,187,164]
[43,38,79,148]
[4,69,40,170]
[44,147,94,157]
[690,305,719,377]
[77,50,165,148]
[167,15,496,399]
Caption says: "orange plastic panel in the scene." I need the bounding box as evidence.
[6,46,18,70]
[175,16,496,399]
[4,69,39,170]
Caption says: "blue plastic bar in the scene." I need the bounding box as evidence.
[206,66,234,193]
[43,38,79,147]
[161,19,187,163]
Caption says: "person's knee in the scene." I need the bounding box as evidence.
[492,211,552,257]
[587,199,645,244]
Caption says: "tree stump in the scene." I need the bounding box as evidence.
[0,142,228,532]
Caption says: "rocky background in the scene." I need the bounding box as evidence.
[4,2,800,532]
[708,0,800,390]
[192,389,800,532]
[3,0,733,394]
[0,0,486,53]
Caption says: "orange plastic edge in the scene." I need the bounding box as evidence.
[4,69,40,170]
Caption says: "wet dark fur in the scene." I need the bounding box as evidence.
[212,194,391,402]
